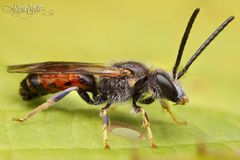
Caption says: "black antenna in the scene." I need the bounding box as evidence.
[172,8,200,79]
[177,16,234,79]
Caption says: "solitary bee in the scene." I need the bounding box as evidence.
[7,8,234,149]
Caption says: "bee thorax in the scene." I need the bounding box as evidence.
[98,77,133,103]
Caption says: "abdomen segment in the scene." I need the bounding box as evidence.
[19,74,95,100]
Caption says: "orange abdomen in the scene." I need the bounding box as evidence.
[39,74,93,92]
[19,74,96,100]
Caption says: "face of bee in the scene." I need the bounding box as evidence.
[155,72,188,105]
[173,80,189,105]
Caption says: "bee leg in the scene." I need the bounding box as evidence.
[77,89,106,105]
[100,103,111,150]
[133,77,157,148]
[13,86,79,122]
[133,104,157,149]
[160,100,187,125]
[139,95,155,104]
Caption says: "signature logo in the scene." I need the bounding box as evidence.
[2,3,54,18]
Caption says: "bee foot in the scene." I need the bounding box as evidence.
[104,144,111,150]
[12,117,26,123]
[151,143,158,149]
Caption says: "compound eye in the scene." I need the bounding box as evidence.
[156,74,178,102]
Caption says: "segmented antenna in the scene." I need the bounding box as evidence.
[172,8,200,79]
[177,16,234,79]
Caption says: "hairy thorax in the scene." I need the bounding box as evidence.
[98,61,149,103]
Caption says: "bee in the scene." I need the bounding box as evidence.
[7,8,234,149]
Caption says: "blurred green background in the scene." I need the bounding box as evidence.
[0,0,239,159]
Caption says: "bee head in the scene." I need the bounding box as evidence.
[150,70,188,105]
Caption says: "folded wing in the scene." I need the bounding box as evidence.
[7,61,131,77]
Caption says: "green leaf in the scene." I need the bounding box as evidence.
[0,1,239,159]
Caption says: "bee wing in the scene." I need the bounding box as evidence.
[7,61,131,77]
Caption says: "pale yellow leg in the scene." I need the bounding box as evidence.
[13,99,55,122]
[13,87,78,122]
[160,100,187,125]
[101,109,110,150]
[140,108,157,148]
